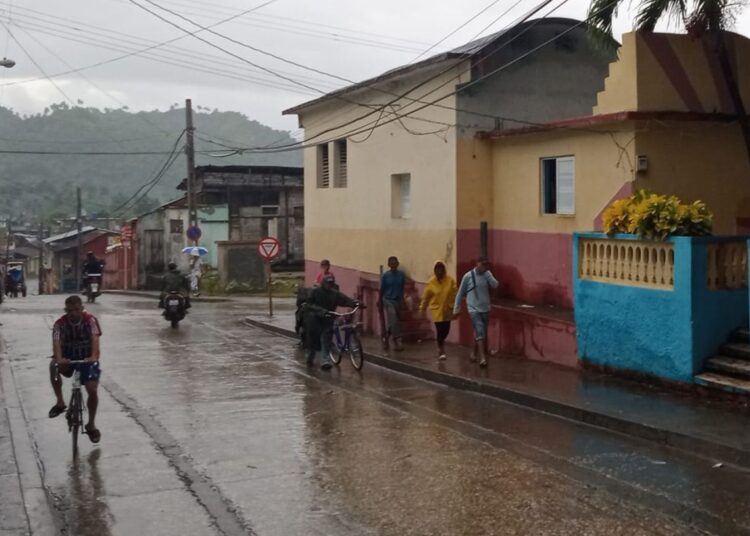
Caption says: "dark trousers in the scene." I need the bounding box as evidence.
[435,321,451,344]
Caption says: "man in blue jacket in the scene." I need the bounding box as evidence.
[453,257,498,367]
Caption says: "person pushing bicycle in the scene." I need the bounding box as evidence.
[48,295,102,444]
[303,275,360,370]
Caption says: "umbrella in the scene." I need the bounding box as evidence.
[182,246,209,257]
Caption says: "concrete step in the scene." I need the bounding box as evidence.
[731,328,750,344]
[720,342,750,361]
[705,356,750,379]
[695,372,750,395]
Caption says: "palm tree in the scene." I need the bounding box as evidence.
[587,0,750,162]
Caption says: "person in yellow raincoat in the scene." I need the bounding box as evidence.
[418,260,458,360]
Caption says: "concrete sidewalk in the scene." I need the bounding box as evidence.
[245,310,750,469]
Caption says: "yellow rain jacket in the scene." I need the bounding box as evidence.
[419,261,458,322]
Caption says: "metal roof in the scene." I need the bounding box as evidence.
[282,18,581,115]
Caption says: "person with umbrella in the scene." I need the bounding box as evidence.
[182,246,208,297]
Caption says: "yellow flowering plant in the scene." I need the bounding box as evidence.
[602,190,713,239]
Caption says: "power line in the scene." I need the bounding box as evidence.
[204,0,565,153]
[110,130,185,216]
[0,1,317,94]
[201,0,619,156]
[411,0,506,63]
[0,20,76,105]
[0,3,340,89]
[108,0,437,52]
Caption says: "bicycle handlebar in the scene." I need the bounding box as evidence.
[327,305,361,317]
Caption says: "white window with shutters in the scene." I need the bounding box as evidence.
[317,144,330,188]
[541,156,575,215]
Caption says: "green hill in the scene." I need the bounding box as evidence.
[0,103,301,222]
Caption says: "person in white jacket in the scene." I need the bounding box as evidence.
[453,257,498,367]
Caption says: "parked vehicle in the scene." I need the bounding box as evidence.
[163,291,187,328]
[5,262,26,298]
[84,273,102,303]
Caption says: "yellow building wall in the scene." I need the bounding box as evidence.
[634,122,750,233]
[298,63,470,283]
[594,33,639,115]
[596,31,750,115]
[489,128,636,233]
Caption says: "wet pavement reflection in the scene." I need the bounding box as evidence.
[1,294,749,535]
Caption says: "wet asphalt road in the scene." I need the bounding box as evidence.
[1,294,750,536]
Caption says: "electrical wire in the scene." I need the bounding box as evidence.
[110,130,185,216]
[194,0,620,156]
[107,0,436,53]
[0,15,327,95]
[12,24,178,140]
[410,0,506,63]
[0,1,316,93]
[0,20,76,106]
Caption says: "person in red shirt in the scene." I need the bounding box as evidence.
[314,259,334,286]
[48,295,103,443]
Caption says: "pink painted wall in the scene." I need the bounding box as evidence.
[457,229,574,308]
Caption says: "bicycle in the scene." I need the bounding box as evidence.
[328,306,365,370]
[53,361,86,457]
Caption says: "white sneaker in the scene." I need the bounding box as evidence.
[439,354,447,360]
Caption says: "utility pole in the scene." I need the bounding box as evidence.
[75,187,82,290]
[38,222,44,295]
[185,98,198,244]
[4,219,10,281]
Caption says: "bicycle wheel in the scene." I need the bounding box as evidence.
[348,333,364,370]
[330,349,342,365]
[70,390,82,457]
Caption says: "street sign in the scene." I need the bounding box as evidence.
[186,225,202,241]
[257,236,281,261]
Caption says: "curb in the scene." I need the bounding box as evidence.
[244,317,750,469]
[104,290,234,303]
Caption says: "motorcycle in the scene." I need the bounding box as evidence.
[5,262,26,298]
[163,291,187,328]
[85,273,102,303]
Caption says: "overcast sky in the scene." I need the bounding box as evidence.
[1,0,749,135]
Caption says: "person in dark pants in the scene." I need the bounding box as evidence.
[304,275,360,370]
[379,256,406,352]
[419,261,458,360]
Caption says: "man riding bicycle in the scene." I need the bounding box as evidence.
[48,295,102,443]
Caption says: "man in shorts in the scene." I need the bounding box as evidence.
[453,257,499,367]
[48,295,102,443]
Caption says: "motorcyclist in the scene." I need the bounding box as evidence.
[160,262,191,309]
[303,274,360,370]
[81,251,104,290]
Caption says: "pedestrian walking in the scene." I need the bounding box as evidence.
[379,256,406,352]
[453,257,498,367]
[189,254,202,296]
[419,260,457,360]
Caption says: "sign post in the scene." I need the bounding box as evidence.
[257,236,281,317]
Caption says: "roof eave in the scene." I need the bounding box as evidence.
[282,53,466,116]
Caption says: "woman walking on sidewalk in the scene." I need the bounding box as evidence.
[419,261,457,360]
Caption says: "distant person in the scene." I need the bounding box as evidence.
[379,256,406,352]
[189,254,202,297]
[419,261,457,360]
[314,259,334,286]
[48,295,102,443]
[453,257,498,367]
